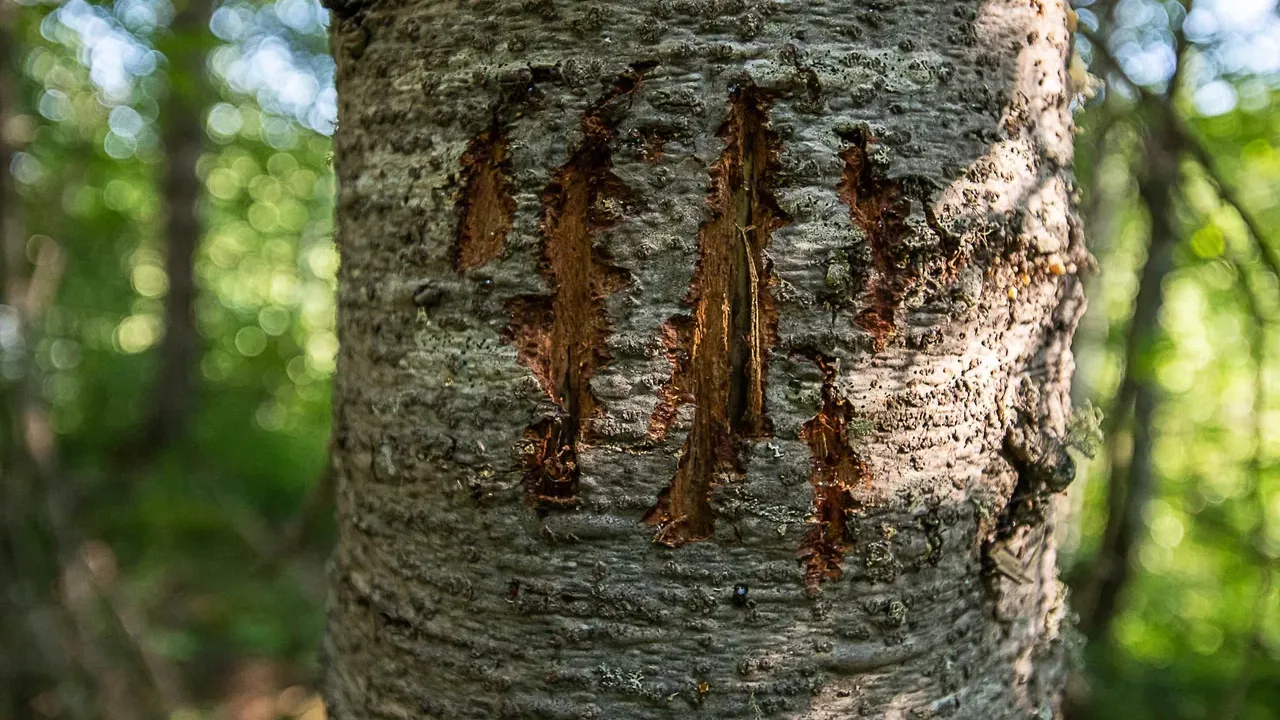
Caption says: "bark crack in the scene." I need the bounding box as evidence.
[837,129,912,352]
[644,87,787,546]
[797,353,869,591]
[507,69,646,507]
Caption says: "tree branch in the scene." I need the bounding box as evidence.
[1080,27,1280,289]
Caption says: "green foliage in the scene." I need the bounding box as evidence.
[5,0,336,713]
[1069,86,1280,720]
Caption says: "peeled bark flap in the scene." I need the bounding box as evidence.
[327,0,1085,718]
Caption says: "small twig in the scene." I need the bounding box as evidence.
[1177,131,1280,286]
[69,551,184,716]
[23,236,64,321]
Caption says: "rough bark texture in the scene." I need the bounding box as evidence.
[324,0,1086,717]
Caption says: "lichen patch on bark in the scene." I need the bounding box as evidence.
[837,129,912,351]
[453,120,515,271]
[506,70,645,507]
[797,353,869,591]
[644,87,787,546]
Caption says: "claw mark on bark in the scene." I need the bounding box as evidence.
[644,87,787,546]
[453,119,516,270]
[797,353,869,591]
[837,129,911,351]
[506,68,647,507]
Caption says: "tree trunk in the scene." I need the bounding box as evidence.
[323,0,1086,717]
[147,0,213,448]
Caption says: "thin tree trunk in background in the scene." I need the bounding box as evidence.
[1076,128,1179,643]
[0,3,16,286]
[0,8,62,714]
[0,6,35,713]
[324,0,1086,716]
[148,0,213,448]
[0,10,86,716]
[4,12,174,718]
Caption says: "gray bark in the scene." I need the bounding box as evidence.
[323,0,1086,717]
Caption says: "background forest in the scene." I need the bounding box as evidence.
[0,0,1277,718]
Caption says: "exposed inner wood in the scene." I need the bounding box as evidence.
[797,353,868,590]
[507,72,641,506]
[837,129,912,351]
[453,120,516,270]
[644,87,786,546]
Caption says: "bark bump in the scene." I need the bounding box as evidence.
[837,129,912,351]
[507,70,643,507]
[644,87,787,546]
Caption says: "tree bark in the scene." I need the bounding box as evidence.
[324,0,1086,717]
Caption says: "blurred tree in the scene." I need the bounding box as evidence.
[145,0,215,450]
[1077,116,1182,643]
[323,0,1089,716]
[1065,2,1280,718]
[3,0,338,714]
[1,5,112,717]
[0,5,70,714]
